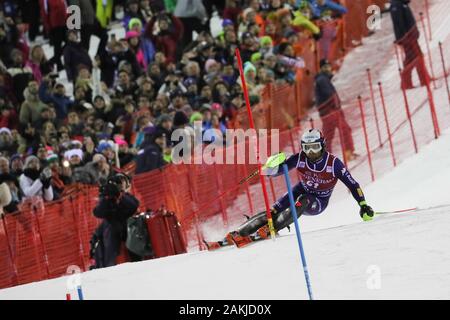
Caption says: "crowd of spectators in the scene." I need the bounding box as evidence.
[0,0,348,214]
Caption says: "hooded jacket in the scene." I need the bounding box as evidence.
[19,87,48,126]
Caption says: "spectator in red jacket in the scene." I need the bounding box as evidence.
[39,0,68,71]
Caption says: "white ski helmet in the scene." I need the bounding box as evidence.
[300,129,326,154]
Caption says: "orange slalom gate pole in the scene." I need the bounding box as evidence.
[357,96,375,182]
[235,48,276,240]
[378,82,397,167]
[366,68,383,148]
[438,42,450,108]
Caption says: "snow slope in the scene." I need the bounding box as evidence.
[1,128,450,300]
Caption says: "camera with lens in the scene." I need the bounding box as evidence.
[98,173,131,199]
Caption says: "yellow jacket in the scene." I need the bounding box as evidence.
[96,0,113,28]
[292,11,320,35]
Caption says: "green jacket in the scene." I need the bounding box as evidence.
[164,0,177,13]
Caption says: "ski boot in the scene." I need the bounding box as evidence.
[226,231,253,248]
[256,224,270,240]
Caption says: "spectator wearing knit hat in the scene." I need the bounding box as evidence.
[128,18,156,65]
[19,155,53,202]
[126,30,147,70]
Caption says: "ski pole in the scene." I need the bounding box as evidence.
[376,203,450,215]
[282,163,314,300]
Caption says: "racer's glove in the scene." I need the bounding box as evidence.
[359,201,374,221]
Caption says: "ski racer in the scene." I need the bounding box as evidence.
[206,128,375,249]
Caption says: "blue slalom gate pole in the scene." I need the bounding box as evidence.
[77,286,84,300]
[282,164,314,300]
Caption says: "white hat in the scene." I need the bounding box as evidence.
[64,149,83,161]
[0,127,12,136]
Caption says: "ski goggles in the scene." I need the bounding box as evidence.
[302,142,322,153]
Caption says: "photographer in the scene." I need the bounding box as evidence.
[93,172,141,267]
[18,155,53,201]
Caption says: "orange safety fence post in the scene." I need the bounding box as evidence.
[31,205,50,279]
[424,78,440,139]
[378,82,397,167]
[366,68,383,148]
[357,96,375,182]
[399,68,419,154]
[213,160,229,228]
[438,42,450,108]
[186,167,206,251]
[336,110,348,168]
[1,215,18,287]
[419,12,436,89]
[69,196,89,271]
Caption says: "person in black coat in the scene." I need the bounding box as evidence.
[135,127,167,174]
[390,0,429,89]
[314,59,355,161]
[93,173,141,267]
[63,30,93,83]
